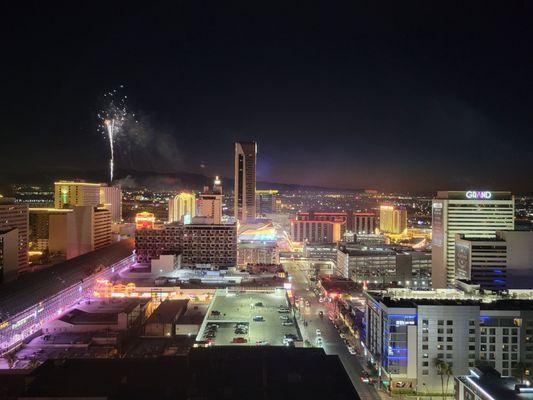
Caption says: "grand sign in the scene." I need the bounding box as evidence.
[466,191,492,200]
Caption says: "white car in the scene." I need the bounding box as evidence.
[315,337,323,346]
[315,329,322,336]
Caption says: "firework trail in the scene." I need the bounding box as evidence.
[97,85,130,183]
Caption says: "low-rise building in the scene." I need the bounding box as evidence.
[143,300,189,337]
[336,245,431,288]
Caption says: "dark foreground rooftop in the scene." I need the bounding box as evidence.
[22,347,359,400]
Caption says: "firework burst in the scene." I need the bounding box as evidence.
[97,85,130,183]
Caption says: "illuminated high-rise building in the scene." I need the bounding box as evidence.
[168,192,196,224]
[54,181,100,209]
[379,204,407,234]
[99,184,122,223]
[0,197,28,272]
[234,141,257,223]
[431,190,514,288]
[29,208,72,251]
[198,177,223,224]
[256,189,279,215]
[290,212,347,243]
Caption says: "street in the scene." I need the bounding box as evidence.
[285,260,385,400]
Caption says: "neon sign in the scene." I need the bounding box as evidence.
[466,191,492,200]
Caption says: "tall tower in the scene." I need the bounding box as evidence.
[234,141,257,223]
[431,190,514,288]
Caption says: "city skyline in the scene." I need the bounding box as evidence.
[2,3,533,192]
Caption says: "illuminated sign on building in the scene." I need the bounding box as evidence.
[466,191,492,200]
[135,212,155,230]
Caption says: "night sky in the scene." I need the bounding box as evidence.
[2,2,533,192]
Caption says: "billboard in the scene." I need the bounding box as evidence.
[432,202,443,247]
[455,243,471,280]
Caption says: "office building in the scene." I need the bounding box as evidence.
[456,230,533,290]
[197,177,223,224]
[54,181,100,209]
[0,197,28,271]
[0,228,19,282]
[256,189,279,215]
[363,287,533,394]
[168,192,196,224]
[290,212,347,243]
[234,141,257,223]
[135,222,237,267]
[432,191,514,288]
[336,245,431,287]
[99,184,122,223]
[379,204,407,234]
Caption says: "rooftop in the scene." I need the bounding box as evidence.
[367,288,533,309]
[0,239,135,319]
[146,300,189,325]
[456,366,532,400]
[25,348,359,400]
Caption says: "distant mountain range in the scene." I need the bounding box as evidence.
[0,169,361,193]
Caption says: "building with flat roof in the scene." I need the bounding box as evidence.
[198,178,223,224]
[44,298,149,334]
[256,189,279,215]
[23,348,359,400]
[234,141,257,223]
[290,211,347,243]
[0,197,28,272]
[0,228,18,283]
[143,299,189,337]
[336,244,431,288]
[455,366,533,400]
[168,192,196,224]
[363,287,533,394]
[379,204,407,234]
[135,222,237,267]
[99,184,122,223]
[348,211,376,234]
[432,190,514,289]
[456,230,533,291]
[54,181,100,209]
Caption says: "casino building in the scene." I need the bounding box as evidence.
[431,191,514,288]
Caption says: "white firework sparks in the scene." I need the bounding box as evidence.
[98,86,128,183]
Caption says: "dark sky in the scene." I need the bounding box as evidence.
[2,1,533,192]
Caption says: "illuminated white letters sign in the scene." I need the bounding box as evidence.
[466,191,492,200]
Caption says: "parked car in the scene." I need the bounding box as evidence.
[256,341,269,346]
[347,346,356,355]
[232,337,248,343]
[315,329,322,336]
[254,302,264,307]
[318,311,324,318]
[282,321,294,326]
[253,315,265,322]
[280,315,290,321]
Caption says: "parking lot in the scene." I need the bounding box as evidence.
[197,289,301,346]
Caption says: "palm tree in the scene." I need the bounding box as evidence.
[434,359,453,398]
[444,363,453,398]
[513,362,528,383]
